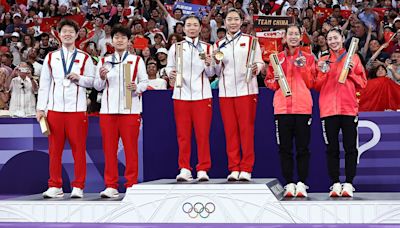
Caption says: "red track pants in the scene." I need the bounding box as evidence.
[100,114,140,189]
[219,95,257,173]
[47,110,88,189]
[174,99,212,172]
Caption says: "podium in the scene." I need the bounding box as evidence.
[0,179,400,224]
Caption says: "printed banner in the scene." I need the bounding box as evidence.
[173,2,210,17]
[253,16,294,30]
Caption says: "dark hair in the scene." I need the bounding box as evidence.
[225,8,243,20]
[368,64,387,79]
[111,25,132,39]
[285,24,302,35]
[40,33,49,39]
[217,27,226,34]
[326,27,343,37]
[173,8,183,14]
[183,15,201,26]
[57,19,79,33]
[332,4,340,9]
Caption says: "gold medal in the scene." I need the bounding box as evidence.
[215,51,224,61]
[199,52,206,60]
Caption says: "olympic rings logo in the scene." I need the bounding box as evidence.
[182,202,216,219]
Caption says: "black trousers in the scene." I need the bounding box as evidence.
[275,114,311,184]
[321,115,358,184]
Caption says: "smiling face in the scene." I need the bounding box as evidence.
[183,17,201,39]
[285,26,301,48]
[60,25,78,46]
[225,11,242,35]
[326,30,343,52]
[112,32,129,52]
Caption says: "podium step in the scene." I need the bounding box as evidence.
[0,179,399,224]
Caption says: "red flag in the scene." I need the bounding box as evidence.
[302,34,311,45]
[165,4,173,15]
[359,77,400,111]
[258,37,280,62]
[16,0,27,5]
[133,37,149,50]
[65,14,86,26]
[0,0,10,12]
[372,8,385,20]
[41,17,61,33]
[315,7,351,24]
[191,0,207,5]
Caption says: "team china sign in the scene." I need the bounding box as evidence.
[253,16,294,30]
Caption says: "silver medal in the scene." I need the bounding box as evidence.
[62,78,71,87]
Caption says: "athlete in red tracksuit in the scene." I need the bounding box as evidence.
[94,25,148,198]
[213,9,264,181]
[37,19,95,198]
[315,28,367,198]
[166,16,214,182]
[265,25,316,198]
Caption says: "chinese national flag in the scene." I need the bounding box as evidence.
[133,37,149,50]
[359,77,400,111]
[315,7,351,24]
[302,34,311,45]
[65,14,86,26]
[41,17,61,33]
[373,8,385,20]
[384,31,395,52]
[259,37,280,62]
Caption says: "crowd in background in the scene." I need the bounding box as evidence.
[0,0,399,116]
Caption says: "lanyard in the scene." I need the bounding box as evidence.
[61,48,78,78]
[186,40,204,53]
[109,51,129,68]
[327,51,347,64]
[284,49,303,65]
[219,32,242,50]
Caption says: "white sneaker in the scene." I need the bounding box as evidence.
[197,171,209,181]
[100,187,119,198]
[70,187,84,198]
[42,187,64,198]
[329,182,342,197]
[341,183,355,197]
[295,182,309,197]
[283,183,296,197]
[227,171,240,181]
[238,171,252,181]
[176,168,193,182]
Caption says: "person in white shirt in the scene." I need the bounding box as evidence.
[155,0,183,36]
[98,24,112,57]
[213,8,264,182]
[94,25,148,198]
[9,62,38,117]
[166,15,214,182]
[147,60,166,90]
[36,19,95,199]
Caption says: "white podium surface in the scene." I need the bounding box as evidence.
[0,178,399,224]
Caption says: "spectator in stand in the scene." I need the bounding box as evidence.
[38,33,57,63]
[9,32,22,67]
[156,47,168,70]
[217,28,227,40]
[8,62,38,117]
[141,47,151,63]
[98,24,113,57]
[5,13,27,39]
[20,34,35,61]
[91,17,106,44]
[0,30,6,46]
[150,33,165,56]
[2,51,16,70]
[0,68,10,110]
[173,21,185,38]
[313,34,330,59]
[147,61,166,90]
[76,28,89,50]
[156,0,183,36]
[57,3,72,17]
[101,0,117,20]
[386,49,400,84]
[166,33,183,50]
[0,12,12,32]
[26,48,42,78]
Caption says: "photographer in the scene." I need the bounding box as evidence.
[8,62,38,117]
